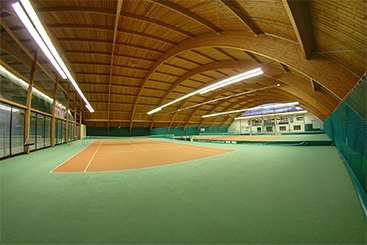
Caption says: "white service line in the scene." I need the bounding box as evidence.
[131,143,146,151]
[181,145,224,153]
[83,140,103,173]
[101,146,183,153]
[49,139,96,173]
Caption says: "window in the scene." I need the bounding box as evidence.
[0,103,11,158]
[252,119,262,126]
[279,117,288,125]
[68,122,73,142]
[37,114,45,149]
[11,108,25,155]
[294,125,301,131]
[290,115,294,123]
[279,126,287,131]
[29,112,37,151]
[0,102,25,158]
[263,118,274,125]
[45,117,51,147]
[61,120,66,143]
[76,125,79,139]
[296,115,303,121]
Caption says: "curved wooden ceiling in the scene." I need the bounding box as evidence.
[1,0,366,131]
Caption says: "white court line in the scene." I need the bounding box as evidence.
[49,140,97,173]
[131,143,146,151]
[83,140,103,173]
[180,145,225,153]
[101,146,184,153]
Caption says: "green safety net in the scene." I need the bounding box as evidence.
[324,74,367,217]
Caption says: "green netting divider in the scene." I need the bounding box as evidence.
[324,73,367,219]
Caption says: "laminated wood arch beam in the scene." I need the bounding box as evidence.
[149,60,336,131]
[219,0,262,35]
[170,93,297,131]
[215,98,294,130]
[184,87,326,130]
[148,60,257,130]
[214,98,291,130]
[212,92,326,130]
[107,0,123,131]
[282,0,315,59]
[180,82,280,130]
[220,99,325,130]
[131,31,357,131]
[36,7,194,38]
[150,0,219,33]
[12,24,177,46]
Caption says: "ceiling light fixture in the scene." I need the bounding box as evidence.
[0,104,19,112]
[164,83,280,115]
[0,64,69,112]
[202,102,300,118]
[234,110,308,120]
[12,2,67,79]
[199,68,263,94]
[147,67,263,115]
[12,0,94,113]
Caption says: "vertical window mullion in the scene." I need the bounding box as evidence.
[9,106,13,156]
[35,113,37,150]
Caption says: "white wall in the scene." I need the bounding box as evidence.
[228,112,322,134]
[81,124,87,138]
[304,113,324,129]
[228,120,240,133]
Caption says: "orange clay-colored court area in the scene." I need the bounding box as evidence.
[52,139,235,173]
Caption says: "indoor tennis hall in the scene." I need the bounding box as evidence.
[1,0,366,244]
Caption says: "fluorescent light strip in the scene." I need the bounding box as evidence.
[234,110,308,120]
[199,68,263,94]
[12,2,67,79]
[0,104,19,112]
[0,64,29,89]
[147,107,161,115]
[20,0,67,79]
[165,84,281,115]
[202,102,300,118]
[147,68,263,115]
[13,1,94,113]
[250,102,299,111]
[0,64,69,113]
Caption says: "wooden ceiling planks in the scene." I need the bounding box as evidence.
[1,0,364,129]
[309,0,366,76]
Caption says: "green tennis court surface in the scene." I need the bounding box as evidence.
[1,140,366,244]
[274,133,332,141]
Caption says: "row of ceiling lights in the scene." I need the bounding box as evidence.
[11,0,94,113]
[9,1,296,120]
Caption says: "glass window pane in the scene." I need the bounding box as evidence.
[29,112,37,151]
[57,119,62,144]
[0,68,28,106]
[61,121,66,143]
[31,91,53,115]
[11,107,25,155]
[76,125,79,139]
[68,111,74,121]
[37,114,45,149]
[68,122,73,142]
[57,90,67,105]
[54,118,57,145]
[34,68,56,96]
[45,116,51,147]
[0,102,11,158]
